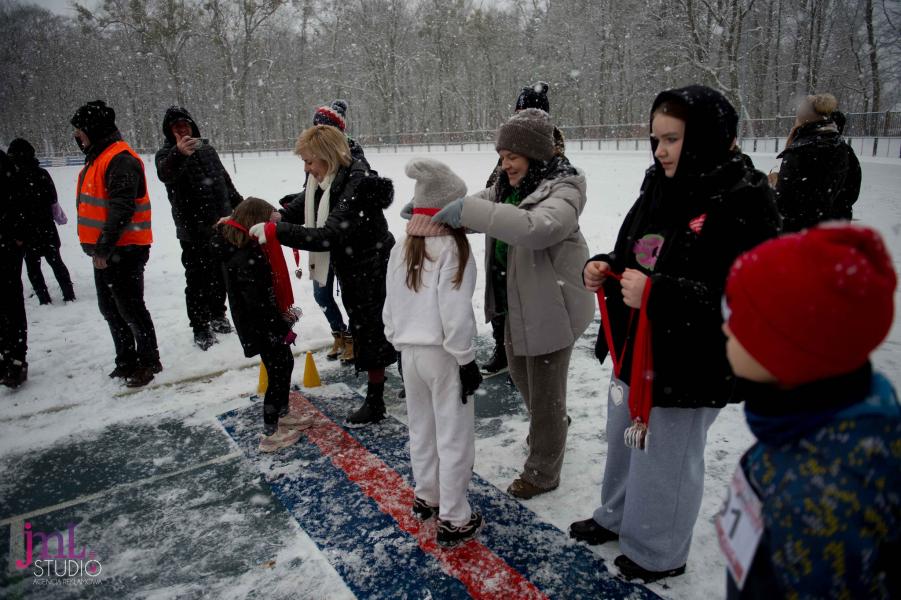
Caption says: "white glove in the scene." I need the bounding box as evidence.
[249,222,268,244]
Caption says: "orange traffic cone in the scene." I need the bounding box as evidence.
[303,351,321,387]
[258,361,268,394]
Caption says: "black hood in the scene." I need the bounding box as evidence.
[162,106,201,144]
[354,176,394,210]
[7,138,38,168]
[650,85,738,179]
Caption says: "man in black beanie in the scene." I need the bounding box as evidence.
[71,100,162,387]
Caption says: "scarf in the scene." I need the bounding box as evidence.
[304,172,333,286]
[597,272,654,450]
[406,207,451,237]
[224,219,294,313]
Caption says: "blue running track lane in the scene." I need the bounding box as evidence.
[218,387,660,600]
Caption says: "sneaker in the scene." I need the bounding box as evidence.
[507,478,557,499]
[2,362,28,388]
[210,317,232,334]
[412,496,439,520]
[259,428,302,453]
[125,366,157,388]
[278,413,315,430]
[194,328,217,351]
[437,512,483,548]
[569,518,619,545]
[614,554,686,583]
[108,364,136,379]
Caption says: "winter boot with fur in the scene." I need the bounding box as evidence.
[327,331,345,361]
[346,381,385,427]
[339,332,355,364]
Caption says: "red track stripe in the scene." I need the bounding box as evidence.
[289,392,549,600]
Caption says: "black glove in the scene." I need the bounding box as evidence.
[459,360,483,404]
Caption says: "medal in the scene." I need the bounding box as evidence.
[295,267,303,279]
[611,382,624,406]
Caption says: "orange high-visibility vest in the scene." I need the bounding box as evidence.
[76,140,152,246]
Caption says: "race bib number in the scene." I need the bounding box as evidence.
[715,465,764,589]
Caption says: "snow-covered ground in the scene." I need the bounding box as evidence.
[2,148,899,599]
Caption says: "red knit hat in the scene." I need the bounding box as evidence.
[725,224,896,386]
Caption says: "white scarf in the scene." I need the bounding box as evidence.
[304,172,333,286]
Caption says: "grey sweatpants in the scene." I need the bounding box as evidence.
[505,321,573,489]
[592,377,719,571]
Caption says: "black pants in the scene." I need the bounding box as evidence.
[180,240,227,332]
[25,244,74,302]
[491,314,505,347]
[260,343,294,432]
[0,245,27,368]
[94,245,159,369]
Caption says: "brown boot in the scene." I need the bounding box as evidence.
[327,331,345,361]
[340,332,354,364]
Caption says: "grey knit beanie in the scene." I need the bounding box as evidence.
[495,108,555,161]
[405,158,467,210]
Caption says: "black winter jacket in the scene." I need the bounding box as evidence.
[775,120,861,232]
[276,159,396,371]
[155,107,242,241]
[77,132,147,258]
[210,230,291,357]
[0,151,25,254]
[594,159,781,409]
[8,143,60,249]
[592,85,781,410]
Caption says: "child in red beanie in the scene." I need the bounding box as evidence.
[720,223,900,599]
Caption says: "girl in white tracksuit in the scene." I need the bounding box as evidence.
[383,158,484,547]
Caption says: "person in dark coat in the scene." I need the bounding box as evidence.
[480,82,567,375]
[7,138,75,305]
[275,100,369,364]
[721,224,899,600]
[773,93,861,232]
[71,100,161,387]
[569,85,782,583]
[155,106,243,350]
[252,125,396,426]
[0,149,28,387]
[211,197,312,452]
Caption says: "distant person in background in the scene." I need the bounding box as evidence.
[0,150,29,387]
[480,82,567,376]
[7,138,75,305]
[71,100,162,387]
[255,125,397,426]
[277,100,368,364]
[771,93,861,232]
[155,106,243,351]
[721,224,898,599]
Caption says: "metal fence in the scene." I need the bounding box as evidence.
[38,112,901,166]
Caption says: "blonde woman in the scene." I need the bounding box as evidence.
[251,125,396,426]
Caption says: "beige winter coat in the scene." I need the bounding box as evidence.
[461,173,594,356]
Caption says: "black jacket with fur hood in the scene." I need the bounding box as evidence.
[276,159,397,371]
[155,106,242,241]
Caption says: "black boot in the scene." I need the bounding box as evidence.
[346,381,386,427]
[2,361,28,388]
[482,344,507,374]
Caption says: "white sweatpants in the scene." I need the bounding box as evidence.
[402,345,475,526]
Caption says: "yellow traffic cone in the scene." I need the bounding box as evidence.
[303,351,321,387]
[258,361,268,394]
